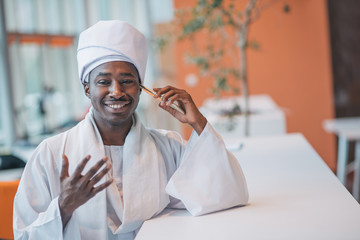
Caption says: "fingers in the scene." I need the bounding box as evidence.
[153,86,172,98]
[71,155,91,182]
[154,86,190,107]
[165,95,184,108]
[82,157,111,188]
[159,103,178,116]
[154,86,183,99]
[59,155,113,214]
[89,178,114,197]
[161,89,177,103]
[60,154,70,181]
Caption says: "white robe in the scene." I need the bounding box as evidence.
[13,109,248,240]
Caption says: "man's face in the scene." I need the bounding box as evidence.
[84,61,141,127]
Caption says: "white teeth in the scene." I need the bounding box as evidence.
[106,101,130,109]
[108,104,126,109]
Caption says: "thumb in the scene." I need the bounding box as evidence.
[60,154,70,181]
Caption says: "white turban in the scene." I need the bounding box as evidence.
[77,20,148,84]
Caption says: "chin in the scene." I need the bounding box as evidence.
[108,113,134,126]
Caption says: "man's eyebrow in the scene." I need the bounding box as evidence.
[118,72,136,78]
[96,72,111,77]
[96,72,136,78]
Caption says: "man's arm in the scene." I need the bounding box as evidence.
[13,142,113,239]
[165,122,249,216]
[152,85,248,216]
[13,143,66,240]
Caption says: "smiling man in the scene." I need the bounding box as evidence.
[13,21,248,240]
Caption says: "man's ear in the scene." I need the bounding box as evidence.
[83,83,91,99]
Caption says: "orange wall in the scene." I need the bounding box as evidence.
[173,0,336,170]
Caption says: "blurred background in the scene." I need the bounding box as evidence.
[0,0,359,181]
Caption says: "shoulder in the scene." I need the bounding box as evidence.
[42,119,86,151]
[27,132,67,173]
[42,130,69,149]
[29,121,84,170]
[147,128,185,145]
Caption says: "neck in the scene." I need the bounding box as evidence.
[93,115,133,146]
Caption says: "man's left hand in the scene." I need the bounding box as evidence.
[153,86,207,135]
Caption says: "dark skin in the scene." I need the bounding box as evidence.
[154,86,207,134]
[84,61,141,145]
[58,61,207,228]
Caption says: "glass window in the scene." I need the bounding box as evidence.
[1,0,177,147]
[16,0,37,32]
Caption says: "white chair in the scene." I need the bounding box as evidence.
[323,117,360,201]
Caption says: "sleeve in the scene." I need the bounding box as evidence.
[165,122,249,216]
[13,142,80,240]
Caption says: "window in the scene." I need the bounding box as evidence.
[0,0,175,147]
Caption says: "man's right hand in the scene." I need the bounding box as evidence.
[59,154,113,228]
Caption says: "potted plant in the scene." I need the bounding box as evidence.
[157,0,289,136]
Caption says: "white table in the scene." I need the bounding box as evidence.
[323,117,360,200]
[200,95,286,138]
[136,134,360,240]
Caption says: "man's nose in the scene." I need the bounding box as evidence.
[109,81,124,98]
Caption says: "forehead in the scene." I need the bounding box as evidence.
[90,61,139,78]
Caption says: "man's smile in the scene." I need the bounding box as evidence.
[104,100,132,111]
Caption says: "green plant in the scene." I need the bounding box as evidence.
[157,0,288,136]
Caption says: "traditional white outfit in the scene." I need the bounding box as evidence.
[13,20,248,240]
[13,109,248,239]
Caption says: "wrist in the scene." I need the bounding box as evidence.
[190,114,207,135]
[58,198,73,228]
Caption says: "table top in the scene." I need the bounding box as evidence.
[324,117,360,139]
[201,95,287,138]
[201,94,282,113]
[136,133,360,240]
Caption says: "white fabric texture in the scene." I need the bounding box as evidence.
[77,20,147,84]
[104,145,124,235]
[13,109,248,240]
[104,146,124,198]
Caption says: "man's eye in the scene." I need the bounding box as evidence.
[122,79,135,84]
[97,79,110,85]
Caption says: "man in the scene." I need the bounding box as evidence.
[13,20,248,240]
